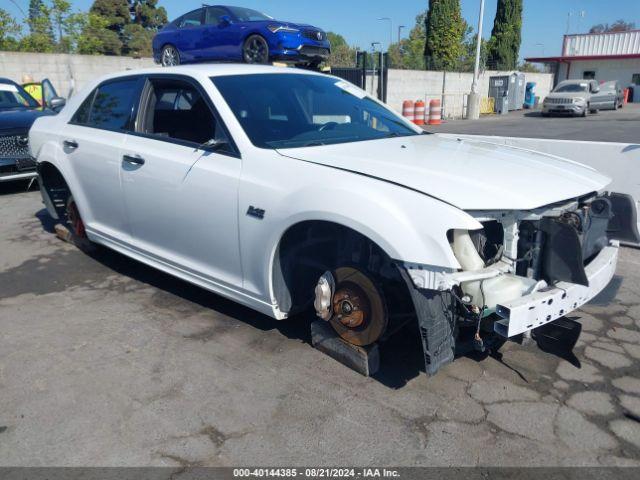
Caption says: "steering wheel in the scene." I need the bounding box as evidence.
[318,121,339,132]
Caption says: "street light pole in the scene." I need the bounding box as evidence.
[398,25,405,44]
[467,0,485,120]
[377,17,392,50]
[371,42,380,96]
[471,0,485,95]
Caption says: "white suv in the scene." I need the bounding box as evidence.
[30,65,638,376]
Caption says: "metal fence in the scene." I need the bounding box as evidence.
[330,51,388,102]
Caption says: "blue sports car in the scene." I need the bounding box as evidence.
[153,5,331,67]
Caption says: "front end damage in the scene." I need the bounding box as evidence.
[402,192,639,376]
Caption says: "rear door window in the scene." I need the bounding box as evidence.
[137,77,234,155]
[205,7,227,26]
[86,78,140,131]
[180,9,203,28]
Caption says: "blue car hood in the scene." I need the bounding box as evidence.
[0,108,53,133]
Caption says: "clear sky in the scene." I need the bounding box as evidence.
[5,0,640,59]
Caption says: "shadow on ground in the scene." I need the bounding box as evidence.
[27,206,592,390]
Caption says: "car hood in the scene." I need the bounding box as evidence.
[0,108,52,132]
[277,134,611,211]
[263,20,321,30]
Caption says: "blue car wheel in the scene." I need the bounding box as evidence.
[243,35,269,64]
[161,45,180,67]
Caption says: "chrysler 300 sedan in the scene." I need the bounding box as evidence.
[30,65,638,376]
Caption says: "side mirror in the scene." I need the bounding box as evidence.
[49,96,66,111]
[592,86,600,93]
[220,15,232,26]
[198,137,229,152]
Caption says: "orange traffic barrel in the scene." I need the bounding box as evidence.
[402,100,415,122]
[414,100,426,125]
[428,99,442,125]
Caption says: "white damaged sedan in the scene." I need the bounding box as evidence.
[30,65,639,375]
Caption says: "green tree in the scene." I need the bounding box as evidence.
[456,22,488,72]
[518,61,541,73]
[589,20,635,34]
[130,0,167,30]
[78,11,123,54]
[486,0,522,70]
[122,22,153,56]
[0,8,22,51]
[20,2,56,52]
[388,11,428,70]
[22,0,55,51]
[424,0,465,71]
[28,0,44,33]
[63,11,91,52]
[50,0,83,52]
[326,32,357,67]
[90,0,130,33]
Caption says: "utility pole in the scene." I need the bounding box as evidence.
[467,0,485,120]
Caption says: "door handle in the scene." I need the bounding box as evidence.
[63,140,78,150]
[122,154,145,166]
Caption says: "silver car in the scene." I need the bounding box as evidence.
[593,80,624,110]
[542,79,601,117]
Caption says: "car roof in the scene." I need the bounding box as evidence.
[98,64,325,82]
[0,77,18,85]
[557,79,592,84]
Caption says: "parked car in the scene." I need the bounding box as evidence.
[30,65,638,376]
[152,5,331,67]
[22,78,62,110]
[542,79,603,117]
[0,77,64,183]
[593,80,625,110]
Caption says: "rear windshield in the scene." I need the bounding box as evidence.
[211,74,419,149]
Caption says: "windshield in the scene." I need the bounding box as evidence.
[553,83,588,93]
[0,81,40,109]
[227,7,272,21]
[212,74,420,149]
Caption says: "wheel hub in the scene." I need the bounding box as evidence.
[332,284,369,329]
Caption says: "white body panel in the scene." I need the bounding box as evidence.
[29,64,619,322]
[495,244,619,337]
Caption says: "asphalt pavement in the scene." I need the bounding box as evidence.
[1,185,639,466]
[427,103,640,143]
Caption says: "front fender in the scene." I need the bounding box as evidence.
[273,183,480,269]
[238,161,482,306]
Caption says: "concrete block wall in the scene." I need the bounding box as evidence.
[386,69,555,118]
[1,51,554,118]
[0,51,156,98]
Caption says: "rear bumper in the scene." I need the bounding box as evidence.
[494,242,619,337]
